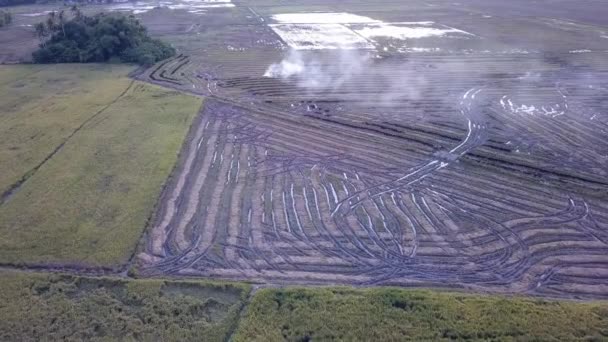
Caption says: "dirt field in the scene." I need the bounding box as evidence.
[1,0,607,298]
[129,0,608,299]
[0,0,607,339]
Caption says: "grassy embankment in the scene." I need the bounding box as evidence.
[0,271,250,342]
[1,272,605,341]
[235,287,608,341]
[0,64,201,268]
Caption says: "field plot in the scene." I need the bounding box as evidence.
[267,12,472,50]
[0,65,201,268]
[234,287,608,341]
[0,65,133,196]
[0,271,250,342]
[134,0,608,299]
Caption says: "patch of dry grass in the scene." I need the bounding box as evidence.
[0,271,250,342]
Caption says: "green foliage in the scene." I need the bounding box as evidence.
[0,9,11,27]
[0,271,251,342]
[234,287,608,341]
[32,10,174,65]
[0,65,201,267]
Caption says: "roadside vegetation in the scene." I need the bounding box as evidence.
[0,271,250,342]
[33,8,174,65]
[235,287,608,341]
[0,64,201,268]
[0,9,11,27]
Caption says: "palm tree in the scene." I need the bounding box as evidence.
[46,11,57,34]
[70,5,82,21]
[57,10,66,37]
[34,22,47,46]
[0,10,12,27]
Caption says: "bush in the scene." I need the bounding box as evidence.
[0,10,12,27]
[32,10,174,65]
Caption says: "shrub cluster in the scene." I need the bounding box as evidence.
[0,10,11,27]
[33,9,174,65]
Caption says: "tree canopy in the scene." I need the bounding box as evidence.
[0,10,11,27]
[32,9,174,65]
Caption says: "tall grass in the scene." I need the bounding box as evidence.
[0,271,250,341]
[0,65,201,267]
[235,287,608,341]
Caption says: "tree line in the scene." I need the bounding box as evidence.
[33,7,175,65]
[0,0,115,6]
[0,9,11,27]
[0,0,35,6]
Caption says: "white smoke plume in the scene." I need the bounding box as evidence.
[263,48,428,105]
[264,48,371,90]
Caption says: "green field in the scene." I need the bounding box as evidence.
[0,64,201,268]
[0,64,134,194]
[234,287,608,341]
[0,271,250,342]
[2,273,606,342]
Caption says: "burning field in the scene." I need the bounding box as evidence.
[124,0,608,299]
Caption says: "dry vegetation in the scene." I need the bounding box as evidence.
[0,271,250,342]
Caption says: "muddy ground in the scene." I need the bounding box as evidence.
[2,0,607,299]
[129,0,608,299]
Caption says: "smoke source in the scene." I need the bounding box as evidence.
[264,49,371,90]
[263,48,428,105]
